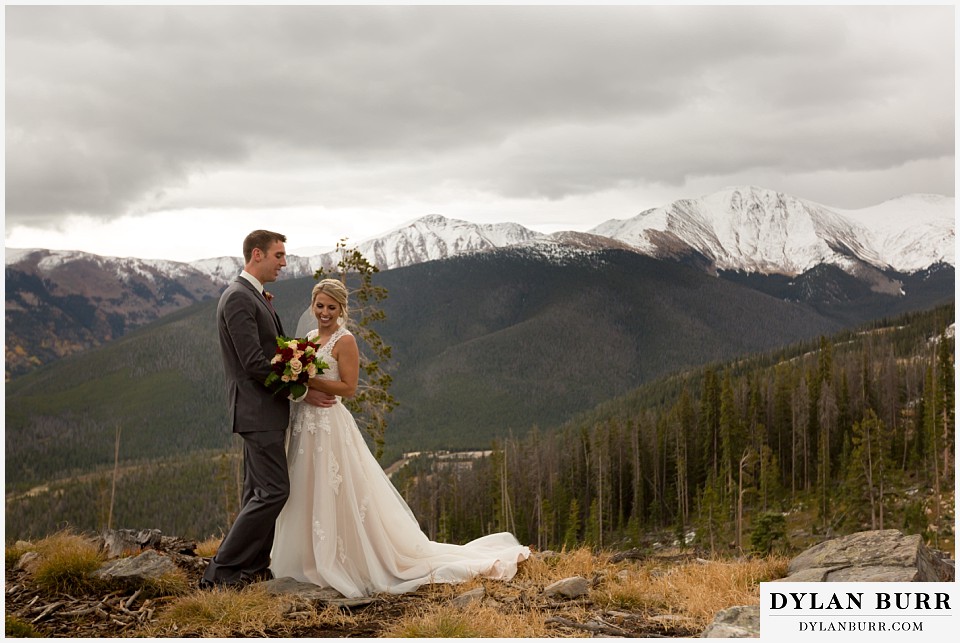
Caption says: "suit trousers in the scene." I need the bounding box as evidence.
[202,430,289,585]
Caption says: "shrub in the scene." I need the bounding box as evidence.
[595,555,789,629]
[195,534,222,558]
[5,615,44,638]
[145,585,354,637]
[750,512,788,554]
[28,530,103,594]
[383,602,559,638]
[140,567,192,598]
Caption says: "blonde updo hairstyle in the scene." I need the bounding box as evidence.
[312,279,349,326]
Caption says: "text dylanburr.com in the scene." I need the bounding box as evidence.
[760,582,955,639]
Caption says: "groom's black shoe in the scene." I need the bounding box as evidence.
[239,568,274,586]
[198,578,229,591]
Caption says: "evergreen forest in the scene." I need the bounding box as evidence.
[392,305,955,555]
[6,304,953,557]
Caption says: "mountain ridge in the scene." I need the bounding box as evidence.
[6,186,954,279]
[5,186,954,379]
[589,186,953,275]
[5,245,952,493]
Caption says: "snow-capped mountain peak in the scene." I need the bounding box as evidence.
[343,214,547,271]
[6,187,954,285]
[590,186,953,276]
[5,247,208,281]
[834,194,955,273]
[174,215,548,283]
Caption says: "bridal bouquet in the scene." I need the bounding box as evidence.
[265,336,329,399]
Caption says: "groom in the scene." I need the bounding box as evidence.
[202,229,333,589]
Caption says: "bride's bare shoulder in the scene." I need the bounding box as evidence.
[332,329,358,353]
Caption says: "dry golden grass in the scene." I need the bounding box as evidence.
[595,554,789,628]
[139,566,192,598]
[382,598,582,638]
[144,585,356,637]
[21,530,104,595]
[8,533,788,638]
[515,546,599,585]
[377,547,786,637]
[5,614,44,638]
[194,534,222,558]
[12,529,193,600]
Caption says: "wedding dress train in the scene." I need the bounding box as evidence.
[270,326,530,597]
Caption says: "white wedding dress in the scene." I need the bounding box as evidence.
[270,326,530,598]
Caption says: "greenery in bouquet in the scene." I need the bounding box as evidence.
[265,336,329,399]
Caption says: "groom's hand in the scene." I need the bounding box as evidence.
[304,389,337,408]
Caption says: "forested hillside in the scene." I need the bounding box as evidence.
[392,305,955,554]
[6,305,953,550]
[4,250,222,380]
[5,303,231,487]
[351,249,951,460]
[7,249,854,489]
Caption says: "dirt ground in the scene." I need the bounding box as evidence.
[5,548,702,638]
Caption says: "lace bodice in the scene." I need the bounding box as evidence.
[307,326,351,383]
[289,325,352,429]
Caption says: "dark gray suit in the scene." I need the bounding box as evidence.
[202,276,290,586]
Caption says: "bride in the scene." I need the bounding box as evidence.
[270,279,530,598]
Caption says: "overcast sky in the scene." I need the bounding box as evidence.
[4,4,955,262]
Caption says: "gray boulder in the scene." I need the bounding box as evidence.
[261,576,375,608]
[93,549,176,583]
[777,529,954,582]
[98,528,163,558]
[700,605,760,638]
[542,576,590,599]
[701,529,954,638]
[451,587,486,608]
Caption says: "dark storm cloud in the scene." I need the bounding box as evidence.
[5,4,953,223]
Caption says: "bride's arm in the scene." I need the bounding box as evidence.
[308,335,359,398]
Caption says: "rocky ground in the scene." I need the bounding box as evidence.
[5,531,703,638]
[11,527,951,638]
[5,570,408,638]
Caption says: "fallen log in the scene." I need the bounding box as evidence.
[546,615,629,637]
[31,601,63,623]
[608,548,645,563]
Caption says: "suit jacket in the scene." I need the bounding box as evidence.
[217,276,290,433]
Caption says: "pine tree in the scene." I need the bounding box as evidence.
[935,332,955,484]
[735,449,756,550]
[719,372,740,503]
[562,497,581,551]
[629,418,646,538]
[920,329,955,548]
[757,442,783,512]
[540,496,557,551]
[792,373,811,494]
[696,470,725,554]
[772,365,793,495]
[699,368,721,480]
[673,389,694,534]
[315,239,396,458]
[585,497,601,548]
[817,379,838,527]
[749,512,787,554]
[845,408,894,530]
